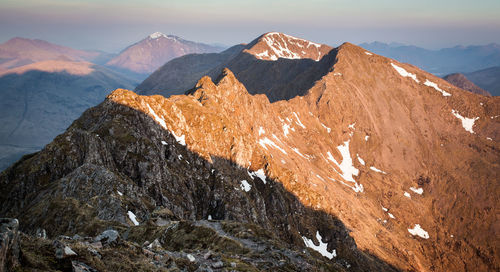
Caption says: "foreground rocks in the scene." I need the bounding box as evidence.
[13,219,356,271]
[0,218,19,272]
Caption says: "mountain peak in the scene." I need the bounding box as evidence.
[244,32,332,61]
[148,32,167,39]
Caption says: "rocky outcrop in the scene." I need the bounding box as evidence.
[0,218,20,272]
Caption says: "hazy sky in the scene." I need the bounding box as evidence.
[1,0,499,52]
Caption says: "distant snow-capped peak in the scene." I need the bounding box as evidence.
[251,32,327,61]
[149,32,167,39]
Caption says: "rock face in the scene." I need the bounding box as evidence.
[136,32,334,102]
[443,73,491,96]
[1,37,499,271]
[0,218,20,272]
[106,32,224,75]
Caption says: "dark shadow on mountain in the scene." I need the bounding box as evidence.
[135,44,337,102]
[0,100,400,271]
[135,44,246,96]
[204,49,339,102]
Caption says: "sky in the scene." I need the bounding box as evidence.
[1,0,499,52]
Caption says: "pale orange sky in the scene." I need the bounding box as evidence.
[1,0,499,52]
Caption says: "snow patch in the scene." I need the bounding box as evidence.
[388,213,395,219]
[424,79,451,96]
[302,231,336,259]
[161,141,167,145]
[147,104,167,130]
[391,63,419,83]
[260,32,323,61]
[255,50,270,59]
[187,254,195,262]
[404,192,411,198]
[320,123,331,133]
[365,135,370,141]
[259,137,287,154]
[451,110,479,134]
[356,154,365,166]
[486,137,492,141]
[240,180,252,192]
[293,112,306,128]
[370,166,387,174]
[149,32,166,39]
[326,140,363,193]
[171,131,186,146]
[408,224,429,239]
[249,169,267,184]
[292,147,310,160]
[283,123,290,137]
[258,126,265,136]
[128,211,139,226]
[316,174,325,181]
[410,187,423,195]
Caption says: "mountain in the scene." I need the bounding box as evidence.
[465,66,500,96]
[359,42,500,76]
[443,73,491,96]
[135,44,246,94]
[136,32,334,102]
[0,37,106,70]
[106,32,224,76]
[1,34,498,271]
[0,59,137,171]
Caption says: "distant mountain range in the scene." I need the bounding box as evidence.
[359,42,500,76]
[465,66,500,96]
[106,32,224,77]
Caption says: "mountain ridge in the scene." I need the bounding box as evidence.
[2,35,498,271]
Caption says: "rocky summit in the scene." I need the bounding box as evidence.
[0,34,499,272]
